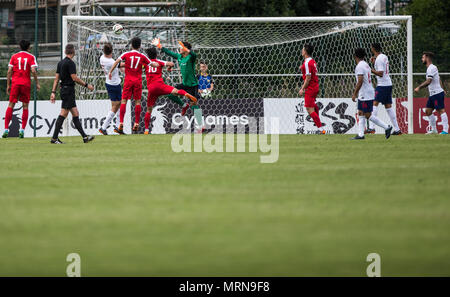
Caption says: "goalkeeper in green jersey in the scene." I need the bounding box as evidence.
[152,38,204,133]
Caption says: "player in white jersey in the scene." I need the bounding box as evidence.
[99,43,124,135]
[414,51,448,134]
[351,48,392,140]
[367,43,402,135]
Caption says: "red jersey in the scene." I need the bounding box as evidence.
[145,59,167,84]
[8,51,38,86]
[300,57,319,93]
[119,50,151,82]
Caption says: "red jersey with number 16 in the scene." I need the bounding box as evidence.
[8,51,38,87]
[300,57,319,93]
[145,59,167,84]
[119,50,151,82]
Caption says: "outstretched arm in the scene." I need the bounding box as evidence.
[414,78,432,93]
[108,58,121,79]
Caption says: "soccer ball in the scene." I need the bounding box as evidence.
[201,89,211,99]
[112,24,123,35]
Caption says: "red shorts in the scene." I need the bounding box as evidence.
[147,82,174,107]
[304,89,319,108]
[9,84,31,104]
[122,80,142,100]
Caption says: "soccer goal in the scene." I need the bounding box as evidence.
[62,15,413,134]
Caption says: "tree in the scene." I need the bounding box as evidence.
[401,0,450,72]
[187,0,365,17]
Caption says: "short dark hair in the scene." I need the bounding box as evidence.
[354,48,366,60]
[181,41,192,50]
[303,44,314,56]
[371,42,382,53]
[131,37,141,49]
[65,44,75,55]
[199,60,207,65]
[146,47,157,59]
[19,40,30,51]
[103,43,113,55]
[423,51,434,59]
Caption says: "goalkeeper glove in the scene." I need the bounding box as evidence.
[152,38,162,49]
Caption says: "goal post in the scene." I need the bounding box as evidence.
[62,15,413,134]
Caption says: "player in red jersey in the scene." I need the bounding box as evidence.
[299,44,325,134]
[143,47,198,134]
[3,40,40,138]
[108,37,159,134]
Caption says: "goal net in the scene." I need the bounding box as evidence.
[63,16,412,135]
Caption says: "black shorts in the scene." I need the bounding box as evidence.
[426,91,445,110]
[60,85,76,109]
[175,84,199,99]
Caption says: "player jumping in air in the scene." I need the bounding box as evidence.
[99,43,124,135]
[367,43,402,135]
[299,44,325,134]
[3,40,40,138]
[152,38,204,133]
[108,37,159,134]
[351,48,392,140]
[144,47,198,134]
[414,52,448,134]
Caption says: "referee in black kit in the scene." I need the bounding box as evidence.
[49,44,95,144]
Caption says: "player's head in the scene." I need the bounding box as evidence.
[131,37,141,50]
[371,43,382,55]
[179,41,191,54]
[146,47,158,59]
[103,43,113,56]
[422,51,434,65]
[199,60,208,73]
[302,44,314,58]
[19,40,31,51]
[65,44,75,57]
[354,48,366,62]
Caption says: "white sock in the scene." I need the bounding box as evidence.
[369,114,389,130]
[102,111,116,130]
[429,114,437,132]
[441,113,449,133]
[386,107,400,131]
[358,117,366,137]
[369,105,377,130]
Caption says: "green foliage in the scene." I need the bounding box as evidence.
[187,0,359,17]
[401,0,450,71]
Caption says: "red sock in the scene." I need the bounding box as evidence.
[310,111,322,128]
[135,104,141,124]
[22,109,29,130]
[119,103,126,124]
[4,107,13,129]
[144,112,151,130]
[177,89,187,96]
[314,104,319,115]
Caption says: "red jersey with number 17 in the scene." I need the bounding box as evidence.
[145,59,167,84]
[300,57,319,93]
[119,50,151,82]
[8,51,38,86]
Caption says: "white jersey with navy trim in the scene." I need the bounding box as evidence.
[426,64,444,96]
[355,60,375,101]
[374,53,392,86]
[100,55,121,85]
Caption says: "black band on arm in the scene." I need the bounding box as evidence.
[84,82,88,88]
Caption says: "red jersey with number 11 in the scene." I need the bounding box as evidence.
[300,57,319,93]
[8,51,38,86]
[119,50,151,82]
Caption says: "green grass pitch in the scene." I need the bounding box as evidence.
[0,134,449,276]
